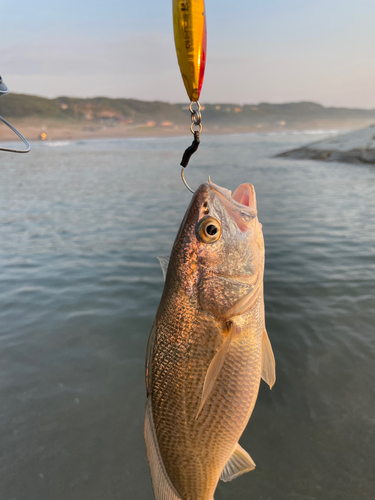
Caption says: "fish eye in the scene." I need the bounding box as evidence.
[197,217,221,243]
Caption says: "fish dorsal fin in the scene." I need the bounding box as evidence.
[261,329,276,389]
[196,323,237,419]
[157,256,170,282]
[144,399,181,500]
[220,443,256,482]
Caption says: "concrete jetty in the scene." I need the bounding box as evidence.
[277,125,375,164]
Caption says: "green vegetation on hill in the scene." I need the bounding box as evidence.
[0,94,186,124]
[1,93,375,130]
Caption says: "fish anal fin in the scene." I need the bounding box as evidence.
[220,443,256,483]
[144,399,181,500]
[261,329,276,389]
[196,324,237,419]
[157,256,170,282]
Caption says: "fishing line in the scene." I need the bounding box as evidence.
[0,76,30,154]
[172,0,206,193]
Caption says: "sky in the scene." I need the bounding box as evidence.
[2,0,375,107]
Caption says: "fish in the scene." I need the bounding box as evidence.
[144,180,276,500]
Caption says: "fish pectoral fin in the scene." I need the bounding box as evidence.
[196,325,235,419]
[144,399,181,500]
[220,443,256,482]
[157,256,170,282]
[261,329,276,389]
[224,274,261,317]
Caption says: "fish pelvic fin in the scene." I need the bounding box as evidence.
[144,398,182,500]
[196,322,238,419]
[261,329,276,389]
[220,443,256,482]
[157,256,170,282]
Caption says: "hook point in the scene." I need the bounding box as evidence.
[181,167,195,194]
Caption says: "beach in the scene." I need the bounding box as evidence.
[2,94,375,142]
[2,117,375,143]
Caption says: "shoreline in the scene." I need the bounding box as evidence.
[1,117,374,142]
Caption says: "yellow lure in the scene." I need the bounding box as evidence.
[172,0,207,102]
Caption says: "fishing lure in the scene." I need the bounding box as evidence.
[173,0,207,191]
[173,0,207,102]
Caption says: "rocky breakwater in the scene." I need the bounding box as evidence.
[277,125,375,164]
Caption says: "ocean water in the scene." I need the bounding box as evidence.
[0,132,374,500]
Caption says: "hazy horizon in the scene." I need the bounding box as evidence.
[3,0,375,108]
[6,92,375,111]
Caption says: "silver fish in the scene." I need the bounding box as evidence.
[145,181,275,500]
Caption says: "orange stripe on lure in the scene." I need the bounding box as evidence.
[173,0,207,102]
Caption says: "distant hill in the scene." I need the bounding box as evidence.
[1,94,375,140]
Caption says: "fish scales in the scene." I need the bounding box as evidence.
[145,182,275,500]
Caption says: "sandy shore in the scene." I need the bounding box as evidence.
[0,118,193,142]
[0,117,277,142]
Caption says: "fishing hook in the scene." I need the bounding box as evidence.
[0,76,31,153]
[0,115,30,153]
[179,102,202,194]
[181,167,194,193]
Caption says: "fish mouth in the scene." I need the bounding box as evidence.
[208,180,258,233]
[209,181,257,210]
